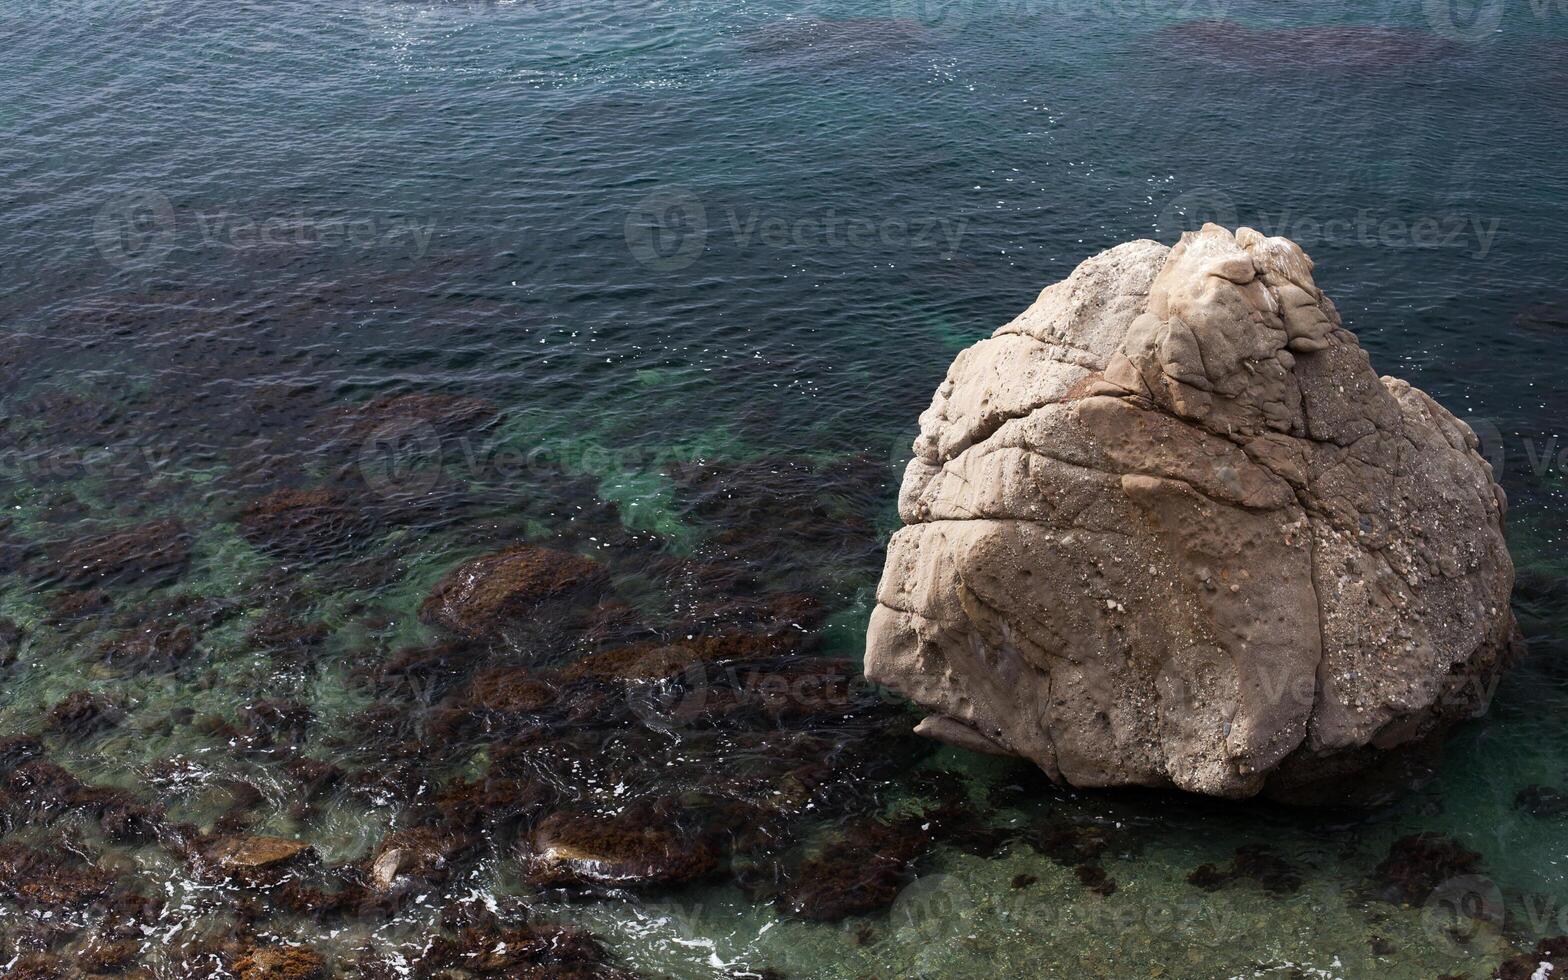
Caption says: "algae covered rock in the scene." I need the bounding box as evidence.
[232,945,328,980]
[46,518,192,586]
[867,224,1522,800]
[419,544,608,639]
[520,803,719,888]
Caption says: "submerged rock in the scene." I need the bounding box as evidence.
[45,690,123,738]
[1372,832,1482,905]
[194,835,315,884]
[248,612,329,653]
[0,617,23,666]
[3,758,140,821]
[367,827,477,889]
[1515,784,1568,818]
[323,391,500,442]
[98,592,232,672]
[80,936,141,974]
[419,544,608,639]
[1496,937,1568,980]
[521,804,719,889]
[563,632,793,684]
[1186,843,1301,896]
[415,920,632,978]
[0,735,43,772]
[775,817,930,922]
[668,455,884,575]
[99,621,196,671]
[0,842,118,909]
[1516,302,1568,332]
[45,587,111,624]
[239,487,368,561]
[867,225,1522,800]
[465,666,561,713]
[233,699,313,753]
[432,775,557,833]
[1073,863,1116,896]
[99,797,165,843]
[6,954,69,980]
[232,944,328,980]
[46,518,192,587]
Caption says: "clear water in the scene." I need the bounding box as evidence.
[2,0,1567,977]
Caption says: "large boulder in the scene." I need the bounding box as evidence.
[867,224,1522,800]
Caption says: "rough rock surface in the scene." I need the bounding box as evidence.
[419,545,607,639]
[195,834,314,881]
[866,224,1522,800]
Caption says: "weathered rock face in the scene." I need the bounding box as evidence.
[867,224,1522,800]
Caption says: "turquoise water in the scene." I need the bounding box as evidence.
[2,0,1568,976]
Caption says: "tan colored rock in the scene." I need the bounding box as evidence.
[867,224,1522,800]
[200,835,313,876]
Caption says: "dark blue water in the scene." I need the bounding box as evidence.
[2,1,1567,976]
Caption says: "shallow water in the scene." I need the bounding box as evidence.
[2,0,1568,977]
